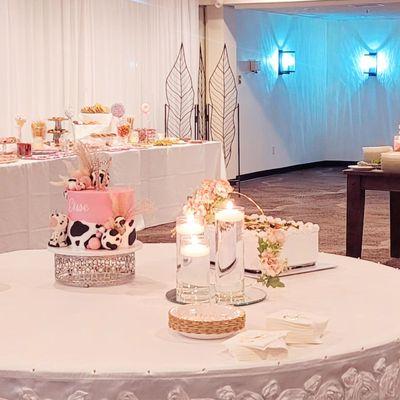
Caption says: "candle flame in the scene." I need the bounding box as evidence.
[226,200,233,210]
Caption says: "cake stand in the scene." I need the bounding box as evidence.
[48,241,142,288]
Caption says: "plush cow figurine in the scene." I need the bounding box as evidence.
[48,212,70,247]
[101,228,122,250]
[67,178,86,191]
[120,218,137,248]
[110,216,137,248]
[90,169,110,190]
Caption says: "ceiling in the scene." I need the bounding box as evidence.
[245,2,400,19]
[200,1,400,19]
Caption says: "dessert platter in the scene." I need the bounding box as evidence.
[47,142,140,287]
[0,136,19,164]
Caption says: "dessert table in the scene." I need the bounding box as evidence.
[0,243,400,400]
[0,142,225,253]
[344,168,400,258]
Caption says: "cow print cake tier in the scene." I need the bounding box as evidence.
[67,188,137,250]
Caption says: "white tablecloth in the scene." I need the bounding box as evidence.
[0,244,399,399]
[0,142,225,253]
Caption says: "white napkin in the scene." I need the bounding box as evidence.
[265,309,329,344]
[223,330,288,361]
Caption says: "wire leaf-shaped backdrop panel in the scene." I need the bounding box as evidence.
[198,46,206,140]
[209,45,238,167]
[165,43,195,138]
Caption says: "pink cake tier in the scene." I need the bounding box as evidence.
[66,188,135,250]
[67,188,134,224]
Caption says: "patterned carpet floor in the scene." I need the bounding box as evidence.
[140,167,400,267]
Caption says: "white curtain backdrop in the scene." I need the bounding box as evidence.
[0,0,199,139]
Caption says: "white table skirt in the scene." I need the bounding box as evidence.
[0,142,225,253]
[0,244,399,399]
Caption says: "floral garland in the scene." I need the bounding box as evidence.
[256,229,287,288]
[183,179,234,224]
[183,181,287,289]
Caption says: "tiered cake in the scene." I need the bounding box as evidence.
[67,188,136,250]
[48,142,138,287]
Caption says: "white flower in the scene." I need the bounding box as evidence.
[214,182,229,198]
[258,215,268,223]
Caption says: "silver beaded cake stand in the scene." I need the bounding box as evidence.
[48,241,143,288]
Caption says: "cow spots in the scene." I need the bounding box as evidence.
[106,242,118,250]
[101,229,122,250]
[70,221,89,237]
[68,220,101,249]
[128,229,137,246]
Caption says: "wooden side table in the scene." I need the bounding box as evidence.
[344,169,400,258]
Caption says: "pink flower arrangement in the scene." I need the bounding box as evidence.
[183,179,234,224]
[257,228,287,288]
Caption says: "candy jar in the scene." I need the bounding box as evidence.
[117,118,131,144]
[31,121,47,150]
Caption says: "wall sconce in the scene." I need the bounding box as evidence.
[362,52,377,76]
[278,50,296,75]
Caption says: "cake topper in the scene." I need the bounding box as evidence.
[51,141,111,191]
[91,155,111,191]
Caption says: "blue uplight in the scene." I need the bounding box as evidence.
[278,50,296,75]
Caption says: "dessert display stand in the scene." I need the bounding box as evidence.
[48,241,142,287]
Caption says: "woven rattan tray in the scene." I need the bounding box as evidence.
[169,303,245,339]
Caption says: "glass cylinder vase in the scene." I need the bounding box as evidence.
[175,214,204,264]
[214,204,245,304]
[117,118,132,144]
[176,234,210,304]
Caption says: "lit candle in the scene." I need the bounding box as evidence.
[176,214,204,235]
[181,236,210,258]
[215,201,244,223]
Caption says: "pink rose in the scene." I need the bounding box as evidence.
[261,253,284,277]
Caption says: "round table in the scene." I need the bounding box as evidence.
[0,244,400,400]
